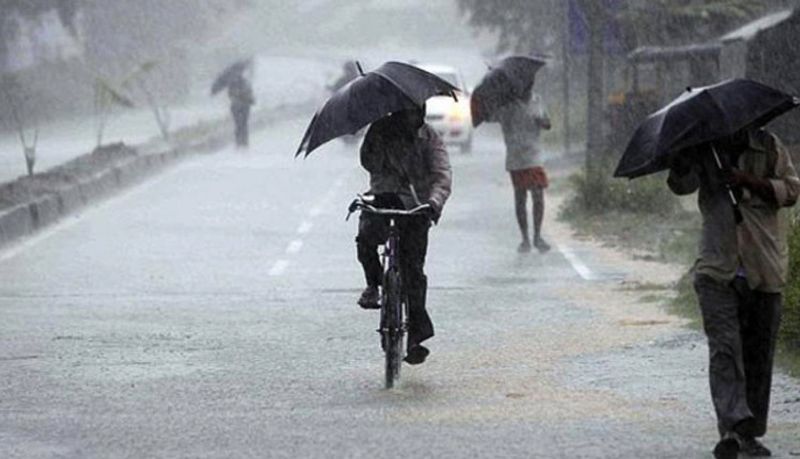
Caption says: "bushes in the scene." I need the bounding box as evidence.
[562,158,682,218]
[782,216,800,350]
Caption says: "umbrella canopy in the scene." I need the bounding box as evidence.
[470,55,546,127]
[614,78,799,179]
[296,61,459,157]
[211,58,253,95]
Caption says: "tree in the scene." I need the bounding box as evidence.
[1,75,39,176]
[0,0,80,69]
[93,77,135,148]
[618,0,768,47]
[457,0,777,159]
[578,0,607,168]
[128,61,172,142]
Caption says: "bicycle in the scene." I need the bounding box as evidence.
[347,195,431,389]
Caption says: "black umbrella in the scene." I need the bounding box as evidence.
[211,58,253,95]
[296,61,459,157]
[614,79,799,179]
[470,55,546,127]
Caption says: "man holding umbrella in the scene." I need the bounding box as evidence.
[492,83,552,253]
[472,56,552,253]
[356,105,452,364]
[228,74,255,148]
[296,61,458,365]
[615,79,800,459]
[669,128,799,458]
[211,59,255,148]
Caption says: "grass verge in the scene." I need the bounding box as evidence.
[560,160,800,377]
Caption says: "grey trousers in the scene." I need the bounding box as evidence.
[693,274,782,438]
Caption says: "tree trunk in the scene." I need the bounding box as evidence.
[561,0,571,156]
[580,0,606,170]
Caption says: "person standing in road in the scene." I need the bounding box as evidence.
[491,84,552,253]
[667,128,800,459]
[228,74,255,148]
[355,105,452,365]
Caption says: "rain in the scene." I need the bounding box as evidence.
[1,1,800,458]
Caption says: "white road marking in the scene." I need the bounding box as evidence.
[268,259,290,276]
[268,172,348,277]
[556,244,597,281]
[297,221,313,234]
[286,240,303,254]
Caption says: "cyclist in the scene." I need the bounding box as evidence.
[356,105,452,365]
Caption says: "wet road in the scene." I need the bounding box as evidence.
[1,119,799,458]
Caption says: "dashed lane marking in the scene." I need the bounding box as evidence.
[270,171,349,277]
[286,240,303,254]
[268,259,290,276]
[297,221,313,234]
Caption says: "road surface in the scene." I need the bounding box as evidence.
[1,118,799,458]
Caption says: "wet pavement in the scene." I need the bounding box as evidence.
[1,118,799,458]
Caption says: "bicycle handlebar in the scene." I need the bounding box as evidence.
[346,197,431,221]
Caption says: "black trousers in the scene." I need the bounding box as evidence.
[693,274,782,438]
[356,213,433,347]
[231,106,250,147]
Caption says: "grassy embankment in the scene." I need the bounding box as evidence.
[560,159,800,376]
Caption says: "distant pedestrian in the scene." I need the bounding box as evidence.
[491,85,552,253]
[668,128,800,459]
[228,75,255,148]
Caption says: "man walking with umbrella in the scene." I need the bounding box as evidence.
[615,79,800,459]
[472,56,552,253]
[493,83,552,253]
[228,74,255,148]
[669,128,799,458]
[212,59,255,149]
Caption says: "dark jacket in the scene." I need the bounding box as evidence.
[360,119,452,215]
[228,78,255,111]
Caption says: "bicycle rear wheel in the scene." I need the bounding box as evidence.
[381,268,404,389]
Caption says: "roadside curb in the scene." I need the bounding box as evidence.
[0,101,313,250]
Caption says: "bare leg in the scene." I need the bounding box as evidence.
[532,187,550,252]
[514,187,531,252]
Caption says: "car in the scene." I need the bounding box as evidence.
[418,64,473,153]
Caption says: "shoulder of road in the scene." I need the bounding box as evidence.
[0,101,314,250]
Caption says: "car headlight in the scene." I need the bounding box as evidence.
[449,100,470,122]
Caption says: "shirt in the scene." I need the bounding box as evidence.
[492,93,550,171]
[668,129,800,293]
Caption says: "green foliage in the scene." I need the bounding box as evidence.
[94,79,135,109]
[456,0,561,53]
[562,158,681,217]
[457,0,771,52]
[670,272,702,327]
[782,215,800,350]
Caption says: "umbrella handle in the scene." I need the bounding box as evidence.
[356,61,365,76]
[712,146,743,224]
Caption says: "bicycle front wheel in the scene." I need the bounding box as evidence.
[382,268,403,389]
